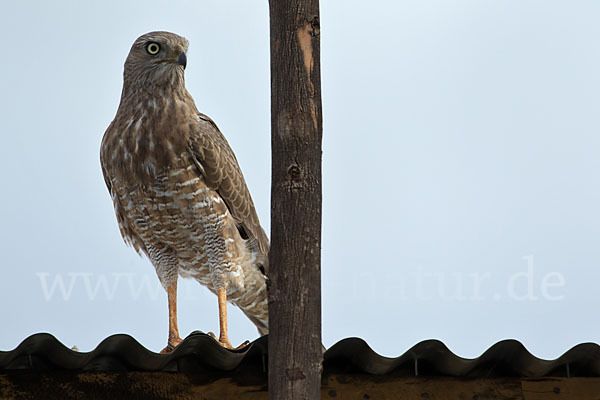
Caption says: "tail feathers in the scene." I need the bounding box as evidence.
[237,257,269,336]
[242,308,268,336]
[241,301,328,352]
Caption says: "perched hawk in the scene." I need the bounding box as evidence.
[100,31,269,352]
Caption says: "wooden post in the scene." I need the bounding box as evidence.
[268,0,323,399]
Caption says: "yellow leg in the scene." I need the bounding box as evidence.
[160,281,183,353]
[213,288,250,350]
[217,288,234,349]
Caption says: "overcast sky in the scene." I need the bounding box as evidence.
[1,0,599,359]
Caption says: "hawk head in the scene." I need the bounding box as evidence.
[123,31,189,88]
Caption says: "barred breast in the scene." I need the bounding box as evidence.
[101,94,268,335]
[112,154,259,292]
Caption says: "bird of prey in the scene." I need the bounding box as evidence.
[100,31,269,353]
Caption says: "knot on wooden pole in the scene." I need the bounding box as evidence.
[286,164,304,189]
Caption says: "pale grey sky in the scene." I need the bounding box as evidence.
[1,0,599,359]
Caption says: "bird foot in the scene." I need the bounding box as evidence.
[160,336,183,354]
[208,331,250,350]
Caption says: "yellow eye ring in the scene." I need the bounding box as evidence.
[146,42,160,55]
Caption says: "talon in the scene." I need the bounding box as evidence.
[160,336,183,353]
[236,340,250,349]
[215,336,249,350]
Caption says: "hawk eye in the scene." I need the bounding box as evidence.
[146,42,160,55]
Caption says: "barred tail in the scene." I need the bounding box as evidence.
[239,279,269,336]
[244,309,269,336]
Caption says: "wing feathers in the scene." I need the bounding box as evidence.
[188,113,269,273]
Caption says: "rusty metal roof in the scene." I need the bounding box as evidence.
[1,332,599,378]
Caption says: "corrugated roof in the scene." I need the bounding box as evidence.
[1,332,599,378]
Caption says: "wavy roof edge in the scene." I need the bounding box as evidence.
[1,332,599,377]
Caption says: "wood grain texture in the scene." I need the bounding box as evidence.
[268,0,324,399]
[2,374,599,400]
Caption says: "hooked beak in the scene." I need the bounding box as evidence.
[177,52,187,69]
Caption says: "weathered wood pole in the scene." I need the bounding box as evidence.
[268,0,323,399]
